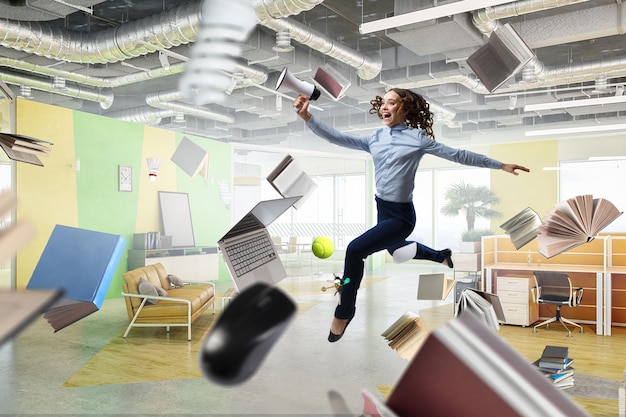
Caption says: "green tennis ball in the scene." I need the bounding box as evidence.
[312,236,334,259]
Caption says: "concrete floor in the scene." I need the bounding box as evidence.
[0,261,456,416]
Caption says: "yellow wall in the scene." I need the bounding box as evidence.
[15,99,79,287]
[490,140,559,231]
[135,126,177,233]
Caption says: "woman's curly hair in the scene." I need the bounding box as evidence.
[369,88,435,139]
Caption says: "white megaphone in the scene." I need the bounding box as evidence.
[275,67,321,101]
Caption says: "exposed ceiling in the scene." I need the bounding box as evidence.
[1,0,625,155]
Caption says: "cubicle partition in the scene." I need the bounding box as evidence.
[607,236,626,335]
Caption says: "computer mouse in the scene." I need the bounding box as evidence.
[200,281,296,385]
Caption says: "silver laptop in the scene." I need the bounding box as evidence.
[218,196,301,292]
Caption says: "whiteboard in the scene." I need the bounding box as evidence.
[158,191,195,248]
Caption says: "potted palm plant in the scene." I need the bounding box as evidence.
[441,181,501,270]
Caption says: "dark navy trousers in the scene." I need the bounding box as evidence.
[334,196,447,320]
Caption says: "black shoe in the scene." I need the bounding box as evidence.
[442,248,454,269]
[328,317,352,343]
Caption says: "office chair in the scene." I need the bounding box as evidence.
[531,271,584,337]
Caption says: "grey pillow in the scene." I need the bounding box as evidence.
[156,286,168,297]
[138,277,159,304]
[168,274,184,288]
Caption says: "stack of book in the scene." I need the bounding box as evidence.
[533,345,575,390]
[381,311,431,360]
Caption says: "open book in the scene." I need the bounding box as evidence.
[379,313,589,417]
[538,194,622,258]
[0,289,62,346]
[500,206,542,250]
[381,311,431,360]
[26,225,126,332]
[266,154,317,209]
[416,273,456,300]
[0,132,53,166]
[313,65,351,101]
[456,288,505,332]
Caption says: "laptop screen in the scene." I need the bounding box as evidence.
[251,196,301,226]
[220,196,301,241]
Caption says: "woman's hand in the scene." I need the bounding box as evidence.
[293,95,312,122]
[502,163,530,175]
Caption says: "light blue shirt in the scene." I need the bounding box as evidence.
[307,116,503,203]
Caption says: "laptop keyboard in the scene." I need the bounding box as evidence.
[225,234,277,277]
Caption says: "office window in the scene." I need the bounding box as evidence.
[560,159,626,232]
[270,172,367,250]
[408,170,433,248]
[409,167,491,253]
[435,168,491,251]
[231,149,368,251]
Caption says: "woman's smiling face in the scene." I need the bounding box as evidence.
[380,90,409,128]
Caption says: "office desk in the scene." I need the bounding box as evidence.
[482,234,626,336]
[483,262,605,335]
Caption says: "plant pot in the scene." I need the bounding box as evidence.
[452,252,481,271]
[459,241,481,253]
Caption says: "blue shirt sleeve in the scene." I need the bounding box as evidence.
[420,135,503,170]
[306,116,371,153]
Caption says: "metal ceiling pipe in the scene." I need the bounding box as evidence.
[145,90,234,124]
[252,0,383,80]
[391,55,626,95]
[0,70,114,109]
[252,0,323,21]
[0,58,267,89]
[0,58,186,88]
[472,0,590,34]
[0,0,380,81]
[0,2,202,64]
[428,101,457,125]
[105,108,173,125]
[258,17,382,80]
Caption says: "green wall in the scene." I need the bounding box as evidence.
[15,100,232,296]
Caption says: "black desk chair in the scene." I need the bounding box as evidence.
[531,271,584,337]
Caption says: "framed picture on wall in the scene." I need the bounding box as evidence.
[158,191,195,248]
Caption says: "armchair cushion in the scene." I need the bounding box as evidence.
[138,277,159,304]
[168,274,184,288]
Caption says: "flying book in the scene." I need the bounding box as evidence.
[381,311,431,360]
[0,191,36,264]
[0,289,63,346]
[0,132,53,166]
[170,136,209,179]
[455,288,505,332]
[381,313,588,417]
[467,23,534,92]
[25,225,126,332]
[266,154,317,209]
[500,206,542,250]
[313,64,351,101]
[416,272,456,300]
[537,194,622,258]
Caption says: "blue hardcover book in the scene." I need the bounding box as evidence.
[26,225,126,331]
